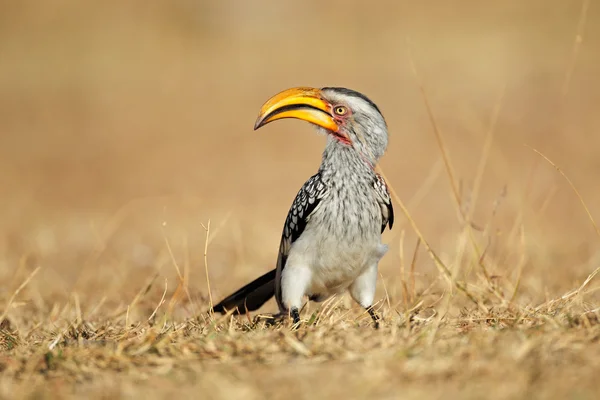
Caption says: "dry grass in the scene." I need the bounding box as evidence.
[1,279,600,399]
[2,1,600,399]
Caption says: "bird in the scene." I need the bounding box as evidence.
[211,86,394,328]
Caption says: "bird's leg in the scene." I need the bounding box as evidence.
[366,306,380,329]
[349,264,381,329]
[280,265,311,326]
[290,307,301,325]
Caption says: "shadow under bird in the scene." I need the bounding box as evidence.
[211,86,394,328]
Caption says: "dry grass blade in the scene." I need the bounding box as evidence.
[282,331,312,356]
[148,278,168,322]
[527,146,600,239]
[509,224,528,303]
[528,146,600,307]
[111,272,160,320]
[406,159,444,211]
[201,219,214,312]
[399,229,408,307]
[379,272,392,313]
[405,38,509,285]
[469,85,507,219]
[161,223,198,316]
[410,237,421,304]
[377,166,486,312]
[0,266,41,323]
[406,38,462,214]
[562,0,591,96]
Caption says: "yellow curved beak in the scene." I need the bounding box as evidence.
[253,87,339,132]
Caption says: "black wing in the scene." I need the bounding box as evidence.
[211,172,328,315]
[374,173,394,233]
[274,172,329,307]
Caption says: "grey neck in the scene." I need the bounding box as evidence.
[319,137,376,181]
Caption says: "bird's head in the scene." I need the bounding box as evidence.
[254,87,388,164]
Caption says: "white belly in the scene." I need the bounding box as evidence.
[277,172,389,311]
[284,227,388,298]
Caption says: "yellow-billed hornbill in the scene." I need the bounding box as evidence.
[212,87,393,327]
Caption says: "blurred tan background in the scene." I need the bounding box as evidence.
[1,0,599,312]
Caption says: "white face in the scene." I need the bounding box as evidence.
[321,88,389,162]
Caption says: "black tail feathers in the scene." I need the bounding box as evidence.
[210,269,276,315]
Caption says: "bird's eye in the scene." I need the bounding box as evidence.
[334,106,348,116]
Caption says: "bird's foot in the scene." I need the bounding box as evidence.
[291,307,301,325]
[366,306,381,329]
